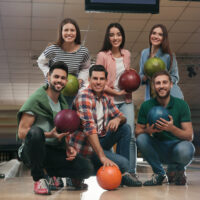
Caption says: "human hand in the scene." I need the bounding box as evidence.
[106,117,120,132]
[146,124,162,135]
[66,146,77,161]
[100,156,118,168]
[46,127,70,140]
[155,115,174,131]
[117,89,128,96]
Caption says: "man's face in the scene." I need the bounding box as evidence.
[48,69,67,93]
[153,75,172,99]
[89,71,107,96]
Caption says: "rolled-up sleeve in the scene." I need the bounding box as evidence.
[75,94,98,136]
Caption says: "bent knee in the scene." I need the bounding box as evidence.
[174,141,195,161]
[26,126,45,143]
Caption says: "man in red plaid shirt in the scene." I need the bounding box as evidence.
[70,65,142,187]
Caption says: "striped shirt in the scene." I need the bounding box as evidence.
[37,44,90,83]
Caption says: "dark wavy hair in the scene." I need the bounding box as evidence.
[149,24,173,70]
[100,23,125,52]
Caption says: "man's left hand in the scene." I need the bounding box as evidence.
[106,117,121,132]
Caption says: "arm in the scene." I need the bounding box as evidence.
[155,116,193,141]
[18,113,69,140]
[78,49,91,87]
[135,123,161,136]
[18,113,35,139]
[87,134,116,166]
[169,54,179,84]
[37,52,50,78]
[139,50,149,84]
[106,115,126,132]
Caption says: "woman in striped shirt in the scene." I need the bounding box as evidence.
[37,18,90,106]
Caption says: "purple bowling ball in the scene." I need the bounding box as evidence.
[54,109,80,133]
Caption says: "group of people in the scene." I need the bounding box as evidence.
[17,18,195,195]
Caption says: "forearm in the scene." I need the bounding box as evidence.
[169,125,193,141]
[37,53,50,77]
[87,134,105,159]
[104,86,120,96]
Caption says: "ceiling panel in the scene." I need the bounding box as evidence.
[1,17,31,29]
[143,21,175,32]
[180,7,200,21]
[32,30,57,41]
[170,21,200,33]
[169,32,191,43]
[32,3,63,18]
[0,2,31,17]
[3,29,31,40]
[120,19,147,32]
[32,17,60,30]
[187,33,200,43]
[151,6,185,20]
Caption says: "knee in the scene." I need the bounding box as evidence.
[136,133,150,148]
[26,126,45,144]
[120,124,131,138]
[174,141,195,162]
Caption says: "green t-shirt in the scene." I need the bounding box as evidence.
[137,96,191,141]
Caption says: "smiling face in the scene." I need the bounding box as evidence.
[89,71,107,97]
[48,69,67,93]
[150,27,164,47]
[62,23,77,44]
[109,27,122,50]
[153,74,172,99]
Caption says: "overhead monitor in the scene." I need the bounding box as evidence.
[85,0,160,14]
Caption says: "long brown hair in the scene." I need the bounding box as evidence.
[55,18,81,47]
[149,24,173,71]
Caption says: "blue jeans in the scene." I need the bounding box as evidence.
[116,102,137,173]
[136,133,195,175]
[64,96,75,109]
[99,123,131,173]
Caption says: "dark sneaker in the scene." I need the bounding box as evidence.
[166,171,176,183]
[67,178,88,191]
[34,178,51,195]
[48,176,64,190]
[121,172,142,187]
[143,173,167,186]
[175,171,187,185]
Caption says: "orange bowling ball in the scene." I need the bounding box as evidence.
[96,166,122,190]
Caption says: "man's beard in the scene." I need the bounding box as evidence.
[155,89,170,99]
[49,82,64,93]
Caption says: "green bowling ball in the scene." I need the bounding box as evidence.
[144,57,166,77]
[62,74,79,96]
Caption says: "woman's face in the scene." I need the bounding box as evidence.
[62,23,77,43]
[109,27,122,49]
[150,27,163,47]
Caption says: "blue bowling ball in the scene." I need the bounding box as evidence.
[147,106,169,126]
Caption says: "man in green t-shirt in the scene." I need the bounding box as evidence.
[136,70,195,186]
[17,61,93,195]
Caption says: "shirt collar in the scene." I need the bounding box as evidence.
[153,95,174,109]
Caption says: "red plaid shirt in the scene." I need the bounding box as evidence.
[69,88,124,157]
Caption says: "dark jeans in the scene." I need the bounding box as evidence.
[20,126,94,181]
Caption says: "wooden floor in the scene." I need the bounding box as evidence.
[0,164,200,200]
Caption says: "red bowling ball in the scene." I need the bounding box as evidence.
[119,69,140,92]
[54,109,80,133]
